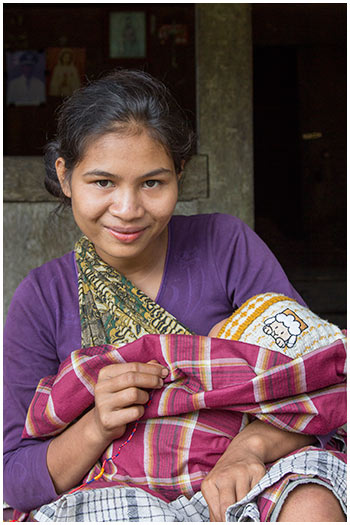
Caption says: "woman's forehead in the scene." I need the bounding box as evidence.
[76,130,174,170]
[85,129,167,154]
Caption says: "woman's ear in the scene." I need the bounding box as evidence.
[55,157,72,198]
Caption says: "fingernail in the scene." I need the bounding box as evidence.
[158,378,164,387]
[161,368,169,377]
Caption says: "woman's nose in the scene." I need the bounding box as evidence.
[108,187,144,221]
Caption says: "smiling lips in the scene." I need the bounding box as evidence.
[106,226,147,243]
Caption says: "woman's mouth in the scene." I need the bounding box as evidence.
[105,226,147,243]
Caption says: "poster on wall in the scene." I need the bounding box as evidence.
[158,24,189,45]
[47,47,86,97]
[109,12,146,58]
[6,50,46,106]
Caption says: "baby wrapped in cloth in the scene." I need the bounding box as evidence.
[24,293,347,522]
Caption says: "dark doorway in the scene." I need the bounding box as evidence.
[252,4,346,326]
[253,46,302,239]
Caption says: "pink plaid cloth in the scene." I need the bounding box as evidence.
[23,334,346,502]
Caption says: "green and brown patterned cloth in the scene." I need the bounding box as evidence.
[75,236,193,348]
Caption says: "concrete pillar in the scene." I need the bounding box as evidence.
[196,4,254,227]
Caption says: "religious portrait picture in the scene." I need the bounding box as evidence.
[109,11,146,58]
[47,47,86,97]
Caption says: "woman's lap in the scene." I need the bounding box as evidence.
[31,445,346,522]
[257,444,346,521]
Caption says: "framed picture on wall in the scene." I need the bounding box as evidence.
[109,11,146,58]
[6,50,46,106]
[47,47,86,97]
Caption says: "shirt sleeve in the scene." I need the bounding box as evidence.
[315,431,336,448]
[4,274,60,512]
[210,214,306,309]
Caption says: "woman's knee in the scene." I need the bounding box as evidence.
[277,483,346,522]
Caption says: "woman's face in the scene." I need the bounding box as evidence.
[56,130,180,270]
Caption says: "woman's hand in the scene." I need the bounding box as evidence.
[47,360,168,494]
[201,440,266,522]
[92,360,169,444]
[201,419,316,521]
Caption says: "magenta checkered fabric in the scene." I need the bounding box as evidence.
[23,333,346,502]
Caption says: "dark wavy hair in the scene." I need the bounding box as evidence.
[44,69,195,207]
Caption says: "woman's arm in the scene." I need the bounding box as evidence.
[47,361,168,494]
[46,407,108,493]
[4,263,169,509]
[4,275,64,511]
[201,419,316,522]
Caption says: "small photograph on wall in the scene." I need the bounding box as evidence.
[6,50,46,106]
[47,47,86,97]
[158,24,189,45]
[110,11,146,58]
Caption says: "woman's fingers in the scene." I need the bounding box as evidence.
[201,478,221,522]
[204,477,251,522]
[202,459,267,522]
[98,361,169,382]
[210,501,221,521]
[217,484,237,522]
[93,361,169,441]
[99,385,150,412]
[203,479,237,522]
[234,476,252,507]
[99,404,146,430]
[100,370,164,394]
[96,362,169,396]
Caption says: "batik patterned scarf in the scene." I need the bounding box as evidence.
[75,235,193,347]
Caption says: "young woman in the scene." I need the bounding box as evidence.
[4,70,345,522]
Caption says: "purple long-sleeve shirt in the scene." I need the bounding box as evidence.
[4,213,307,512]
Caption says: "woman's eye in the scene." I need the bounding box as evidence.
[95,180,113,188]
[143,180,160,189]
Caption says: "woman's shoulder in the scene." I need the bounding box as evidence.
[170,213,250,247]
[5,250,79,346]
[171,213,246,232]
[26,250,76,286]
[11,250,77,310]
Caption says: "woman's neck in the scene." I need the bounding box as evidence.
[100,227,169,301]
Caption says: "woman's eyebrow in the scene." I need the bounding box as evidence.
[140,168,173,178]
[82,168,173,178]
